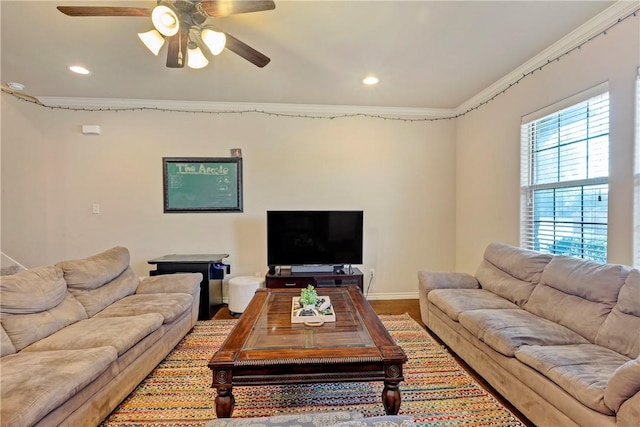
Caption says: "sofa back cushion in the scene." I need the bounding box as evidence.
[604,356,640,412]
[69,266,140,317]
[58,247,139,317]
[0,266,67,314]
[524,256,629,343]
[595,269,640,358]
[0,266,88,351]
[57,246,131,290]
[475,242,553,306]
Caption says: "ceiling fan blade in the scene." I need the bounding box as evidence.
[224,33,270,68]
[57,6,151,17]
[199,0,275,18]
[166,33,188,68]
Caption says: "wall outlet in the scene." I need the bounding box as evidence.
[92,203,100,214]
[369,268,375,278]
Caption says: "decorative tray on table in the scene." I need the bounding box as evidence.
[291,296,336,323]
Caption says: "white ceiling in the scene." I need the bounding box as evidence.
[0,0,619,110]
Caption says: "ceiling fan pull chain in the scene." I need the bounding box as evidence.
[178,32,183,66]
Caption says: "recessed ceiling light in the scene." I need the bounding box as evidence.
[69,65,90,75]
[7,82,25,91]
[362,75,379,85]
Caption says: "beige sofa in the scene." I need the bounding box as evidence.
[0,246,202,427]
[418,242,640,427]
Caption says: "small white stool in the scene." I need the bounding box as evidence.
[228,276,264,315]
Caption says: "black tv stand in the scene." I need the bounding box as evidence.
[265,267,363,292]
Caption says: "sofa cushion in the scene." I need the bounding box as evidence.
[69,266,140,317]
[515,344,629,415]
[0,347,118,427]
[458,309,589,357]
[0,265,67,314]
[541,256,629,304]
[595,269,640,358]
[1,292,88,351]
[92,293,194,324]
[524,256,629,343]
[22,313,164,356]
[428,289,519,321]
[58,246,131,290]
[604,357,640,412]
[475,243,552,306]
[137,272,202,295]
[417,271,480,293]
[482,242,553,283]
[615,269,640,316]
[1,324,16,356]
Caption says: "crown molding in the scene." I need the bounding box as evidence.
[456,0,640,116]
[37,96,455,119]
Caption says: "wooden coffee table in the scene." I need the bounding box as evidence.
[208,286,407,418]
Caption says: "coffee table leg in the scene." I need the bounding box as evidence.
[382,379,402,415]
[215,387,235,418]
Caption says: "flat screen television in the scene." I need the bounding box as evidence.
[267,210,363,267]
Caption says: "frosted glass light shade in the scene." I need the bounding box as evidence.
[152,5,179,37]
[187,45,208,69]
[138,29,165,55]
[201,28,226,55]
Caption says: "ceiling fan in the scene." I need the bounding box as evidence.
[57,0,275,69]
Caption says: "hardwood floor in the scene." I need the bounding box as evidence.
[210,298,533,427]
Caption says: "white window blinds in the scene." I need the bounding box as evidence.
[521,83,609,263]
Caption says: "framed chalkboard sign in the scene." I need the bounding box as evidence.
[163,157,242,213]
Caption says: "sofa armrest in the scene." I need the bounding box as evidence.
[137,273,202,295]
[417,271,480,294]
[604,357,640,414]
[617,391,640,427]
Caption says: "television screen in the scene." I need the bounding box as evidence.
[267,210,363,266]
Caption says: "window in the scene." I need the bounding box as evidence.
[521,83,609,263]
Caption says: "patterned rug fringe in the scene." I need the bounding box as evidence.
[101,313,525,427]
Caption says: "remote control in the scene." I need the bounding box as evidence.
[317,299,331,311]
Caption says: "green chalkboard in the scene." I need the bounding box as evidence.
[163,157,243,212]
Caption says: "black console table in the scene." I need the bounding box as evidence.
[148,254,230,320]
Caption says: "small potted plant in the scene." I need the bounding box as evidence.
[299,285,318,311]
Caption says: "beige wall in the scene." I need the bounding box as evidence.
[1,98,456,298]
[3,10,638,292]
[455,15,639,272]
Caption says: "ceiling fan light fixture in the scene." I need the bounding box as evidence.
[138,29,165,56]
[201,28,226,56]
[152,5,179,37]
[187,43,208,69]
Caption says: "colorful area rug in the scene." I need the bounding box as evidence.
[101,314,525,427]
